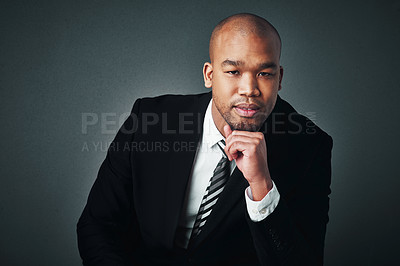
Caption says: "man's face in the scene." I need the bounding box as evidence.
[204,31,283,133]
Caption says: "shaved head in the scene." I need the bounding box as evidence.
[209,13,282,62]
[203,13,284,133]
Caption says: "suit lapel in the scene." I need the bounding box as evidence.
[264,96,291,194]
[163,92,212,248]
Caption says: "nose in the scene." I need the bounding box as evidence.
[237,73,260,97]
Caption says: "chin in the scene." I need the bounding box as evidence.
[226,112,268,132]
[227,118,264,132]
[230,123,260,132]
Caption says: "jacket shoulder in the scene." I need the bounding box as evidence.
[134,92,211,113]
[275,96,332,143]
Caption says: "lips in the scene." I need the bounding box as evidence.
[234,103,260,117]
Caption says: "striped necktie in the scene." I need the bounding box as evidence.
[190,140,230,239]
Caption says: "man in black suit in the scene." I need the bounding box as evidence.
[77,13,333,265]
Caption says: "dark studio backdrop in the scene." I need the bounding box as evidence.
[1,0,399,265]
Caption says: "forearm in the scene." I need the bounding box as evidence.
[77,160,138,265]
[247,196,327,266]
[77,210,134,265]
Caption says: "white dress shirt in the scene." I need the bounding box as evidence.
[175,99,280,248]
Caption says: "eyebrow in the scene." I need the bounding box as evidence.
[221,59,244,67]
[221,59,277,69]
[259,62,278,69]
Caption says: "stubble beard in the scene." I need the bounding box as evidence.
[216,103,268,132]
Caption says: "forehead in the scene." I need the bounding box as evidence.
[212,31,280,65]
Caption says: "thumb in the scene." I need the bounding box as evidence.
[223,124,233,161]
[223,124,232,139]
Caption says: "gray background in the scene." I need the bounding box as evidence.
[1,0,399,265]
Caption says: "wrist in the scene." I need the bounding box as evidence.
[249,178,273,201]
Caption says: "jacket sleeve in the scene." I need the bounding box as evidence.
[247,134,333,266]
[77,99,142,266]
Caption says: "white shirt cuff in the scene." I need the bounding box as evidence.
[245,180,280,222]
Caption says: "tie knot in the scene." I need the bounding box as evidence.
[216,140,227,158]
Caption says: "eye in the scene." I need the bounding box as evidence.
[258,72,271,77]
[226,70,240,75]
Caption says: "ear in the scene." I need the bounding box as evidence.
[278,66,284,91]
[203,62,213,88]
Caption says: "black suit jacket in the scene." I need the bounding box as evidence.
[77,92,333,265]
